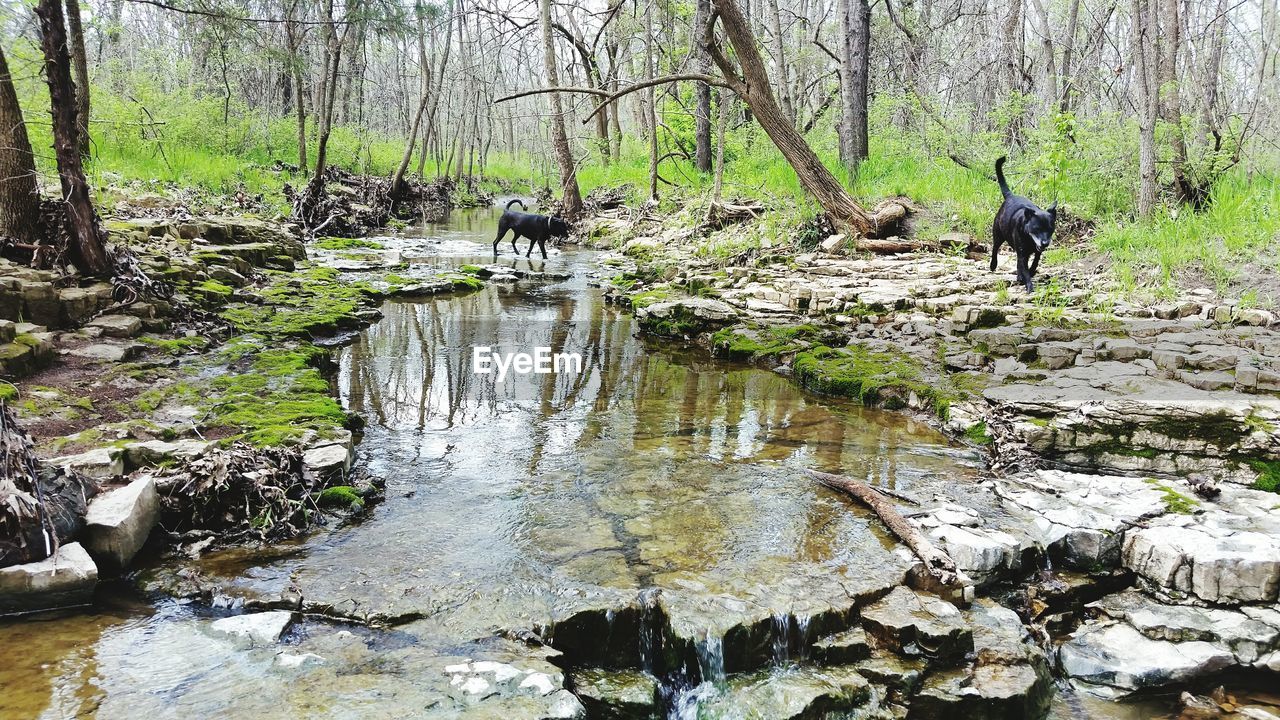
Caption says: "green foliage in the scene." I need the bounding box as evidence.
[964,422,994,446]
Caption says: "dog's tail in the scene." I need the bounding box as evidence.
[995,156,1012,199]
[505,198,526,211]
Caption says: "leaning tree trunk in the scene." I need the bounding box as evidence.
[538,0,583,219]
[34,0,112,276]
[0,45,42,243]
[65,0,91,156]
[392,17,432,198]
[709,0,888,235]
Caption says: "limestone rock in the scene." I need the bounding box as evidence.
[1058,621,1234,697]
[209,611,295,646]
[47,446,124,479]
[860,586,973,662]
[0,542,98,614]
[695,666,870,720]
[569,669,658,719]
[87,314,143,338]
[83,476,160,572]
[1122,526,1280,604]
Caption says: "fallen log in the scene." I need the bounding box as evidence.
[806,468,973,603]
[854,237,923,254]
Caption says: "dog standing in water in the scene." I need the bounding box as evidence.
[990,156,1058,292]
[493,199,571,259]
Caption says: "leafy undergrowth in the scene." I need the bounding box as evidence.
[1249,460,1280,494]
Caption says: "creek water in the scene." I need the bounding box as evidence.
[0,207,1171,719]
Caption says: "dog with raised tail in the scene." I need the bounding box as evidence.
[990,156,1057,292]
[493,199,571,259]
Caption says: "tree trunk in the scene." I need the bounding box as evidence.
[1132,0,1158,215]
[764,0,794,123]
[1029,0,1057,112]
[708,0,884,234]
[712,89,730,200]
[1058,0,1081,110]
[644,2,659,200]
[391,18,432,198]
[64,0,91,156]
[538,0,583,219]
[1158,0,1193,203]
[307,0,343,194]
[838,0,870,171]
[0,45,42,243]
[693,0,713,173]
[285,4,308,172]
[1001,0,1025,145]
[1197,0,1227,146]
[34,0,111,275]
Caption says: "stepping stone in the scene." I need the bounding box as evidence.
[47,447,125,479]
[87,314,143,338]
[209,610,295,646]
[859,586,973,663]
[1058,622,1233,698]
[65,341,145,363]
[0,542,98,614]
[83,476,160,572]
[812,627,872,664]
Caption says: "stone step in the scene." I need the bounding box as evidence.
[0,542,98,615]
[83,476,160,572]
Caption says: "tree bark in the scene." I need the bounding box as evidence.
[1132,0,1158,215]
[307,0,344,195]
[1158,0,1193,203]
[1001,0,1026,144]
[838,0,870,171]
[644,1,659,200]
[693,0,714,173]
[764,0,794,123]
[34,0,111,275]
[285,1,308,172]
[806,469,971,592]
[391,16,432,199]
[1197,0,1227,146]
[539,0,583,219]
[64,0,91,156]
[1058,0,1081,110]
[0,45,42,243]
[712,89,730,200]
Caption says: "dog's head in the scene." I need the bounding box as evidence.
[549,217,571,237]
[1023,203,1057,251]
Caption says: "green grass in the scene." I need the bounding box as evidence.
[1249,459,1280,494]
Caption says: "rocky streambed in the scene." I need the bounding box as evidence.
[2,201,1279,719]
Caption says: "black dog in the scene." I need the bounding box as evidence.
[493,199,570,258]
[991,156,1057,292]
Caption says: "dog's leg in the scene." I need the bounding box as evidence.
[525,236,538,257]
[990,233,1003,272]
[511,232,521,254]
[1017,254,1033,292]
[537,237,548,259]
[1029,249,1043,276]
[493,227,508,254]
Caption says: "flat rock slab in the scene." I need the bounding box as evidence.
[568,669,658,719]
[209,611,295,647]
[0,542,98,615]
[303,441,354,477]
[1122,525,1280,604]
[87,314,143,338]
[1058,621,1234,698]
[693,666,870,720]
[1092,590,1280,664]
[65,341,145,363]
[84,476,160,572]
[860,586,973,662]
[47,446,124,479]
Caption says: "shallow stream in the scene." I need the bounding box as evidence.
[0,207,1176,719]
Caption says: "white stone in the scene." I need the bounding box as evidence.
[519,672,558,695]
[1123,526,1280,604]
[209,611,294,646]
[303,442,353,477]
[47,447,124,479]
[275,652,325,668]
[83,476,159,571]
[1058,622,1234,695]
[0,543,98,615]
[459,676,492,696]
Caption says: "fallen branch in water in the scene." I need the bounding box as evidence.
[806,469,973,600]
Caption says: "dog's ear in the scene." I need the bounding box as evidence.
[1047,203,1058,226]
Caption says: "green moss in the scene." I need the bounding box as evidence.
[14,333,42,348]
[219,265,379,337]
[964,422,994,445]
[793,344,949,415]
[630,287,676,309]
[447,274,485,292]
[314,237,384,250]
[1244,413,1276,434]
[0,384,17,401]
[1144,478,1200,514]
[140,335,209,355]
[195,279,234,298]
[710,324,822,360]
[458,264,485,276]
[317,485,363,508]
[1248,459,1280,493]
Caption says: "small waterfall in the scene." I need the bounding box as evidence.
[638,589,661,675]
[795,615,812,661]
[771,613,792,664]
[696,633,726,686]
